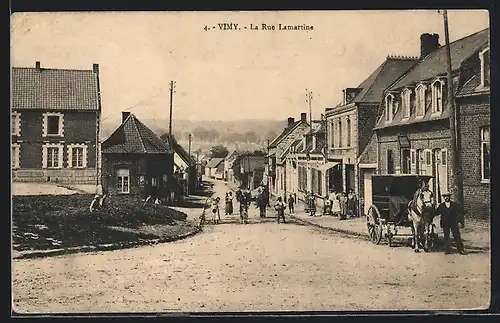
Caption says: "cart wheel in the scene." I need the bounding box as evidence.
[366,205,382,245]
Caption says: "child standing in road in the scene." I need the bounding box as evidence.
[275,197,287,224]
[288,194,295,215]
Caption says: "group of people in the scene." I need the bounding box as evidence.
[412,180,467,255]
[301,189,359,219]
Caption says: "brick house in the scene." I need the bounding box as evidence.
[324,55,418,214]
[11,61,102,184]
[266,112,309,199]
[373,29,489,209]
[101,112,174,200]
[455,43,490,219]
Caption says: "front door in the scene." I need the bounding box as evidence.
[363,169,374,216]
[345,164,355,192]
[402,149,411,174]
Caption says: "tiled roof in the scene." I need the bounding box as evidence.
[206,157,225,168]
[269,120,305,148]
[102,114,172,154]
[354,57,419,103]
[12,66,99,111]
[310,139,326,154]
[388,28,489,91]
[456,74,490,97]
[169,135,196,166]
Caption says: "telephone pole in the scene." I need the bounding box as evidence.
[442,9,463,204]
[188,133,192,157]
[306,89,313,133]
[169,81,176,138]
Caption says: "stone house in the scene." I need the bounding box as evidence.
[11,61,102,184]
[101,112,174,199]
[373,28,489,208]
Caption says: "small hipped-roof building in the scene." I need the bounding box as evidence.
[101,112,175,200]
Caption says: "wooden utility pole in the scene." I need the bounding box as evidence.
[442,9,464,204]
[188,133,192,157]
[306,89,313,133]
[169,81,176,138]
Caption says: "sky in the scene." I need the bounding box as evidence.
[11,10,489,125]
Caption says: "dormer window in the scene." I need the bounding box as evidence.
[415,84,426,118]
[480,47,490,88]
[401,88,411,120]
[431,79,444,115]
[385,94,394,122]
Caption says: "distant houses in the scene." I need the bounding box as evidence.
[205,157,225,179]
[11,61,102,185]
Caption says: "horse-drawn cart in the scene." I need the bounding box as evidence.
[366,174,438,251]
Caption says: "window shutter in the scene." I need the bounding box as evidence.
[42,146,47,168]
[67,146,72,168]
[58,145,63,169]
[83,145,88,168]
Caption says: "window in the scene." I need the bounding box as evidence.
[425,150,432,166]
[480,47,490,87]
[117,168,130,193]
[410,149,416,174]
[481,126,490,182]
[402,149,411,174]
[42,113,64,137]
[431,80,444,114]
[12,112,21,136]
[330,120,335,148]
[387,149,394,174]
[67,144,88,168]
[12,143,20,169]
[385,94,394,122]
[338,119,342,147]
[415,84,426,117]
[401,89,411,119]
[346,118,351,147]
[440,149,447,166]
[42,144,63,169]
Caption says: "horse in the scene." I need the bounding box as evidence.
[407,188,436,252]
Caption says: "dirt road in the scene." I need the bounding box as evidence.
[12,181,490,313]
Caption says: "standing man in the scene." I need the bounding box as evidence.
[436,192,467,255]
[257,192,267,218]
[288,193,295,215]
[275,196,287,224]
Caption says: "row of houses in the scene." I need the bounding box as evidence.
[11,61,199,201]
[265,28,490,219]
[204,150,266,191]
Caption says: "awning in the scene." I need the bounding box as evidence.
[398,135,411,149]
[318,162,339,173]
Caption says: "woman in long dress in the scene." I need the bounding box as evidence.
[331,191,341,216]
[212,197,221,224]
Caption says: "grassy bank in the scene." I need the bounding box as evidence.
[12,194,197,251]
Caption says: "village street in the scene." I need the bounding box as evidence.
[12,179,490,313]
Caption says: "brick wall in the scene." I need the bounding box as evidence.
[458,94,490,219]
[12,109,99,183]
[357,104,380,158]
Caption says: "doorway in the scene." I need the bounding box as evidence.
[402,149,411,174]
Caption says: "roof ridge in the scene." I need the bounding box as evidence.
[12,66,95,72]
[130,115,148,153]
[355,59,389,102]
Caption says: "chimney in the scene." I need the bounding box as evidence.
[420,33,440,59]
[287,117,295,127]
[300,112,307,122]
[93,63,99,74]
[122,111,131,123]
[35,61,41,70]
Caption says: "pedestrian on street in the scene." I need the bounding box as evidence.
[331,191,341,216]
[275,196,287,224]
[211,196,221,224]
[323,195,332,215]
[228,191,234,215]
[436,192,467,255]
[339,192,347,220]
[288,193,295,214]
[257,193,267,218]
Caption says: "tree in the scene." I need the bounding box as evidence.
[244,131,258,144]
[210,144,229,158]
